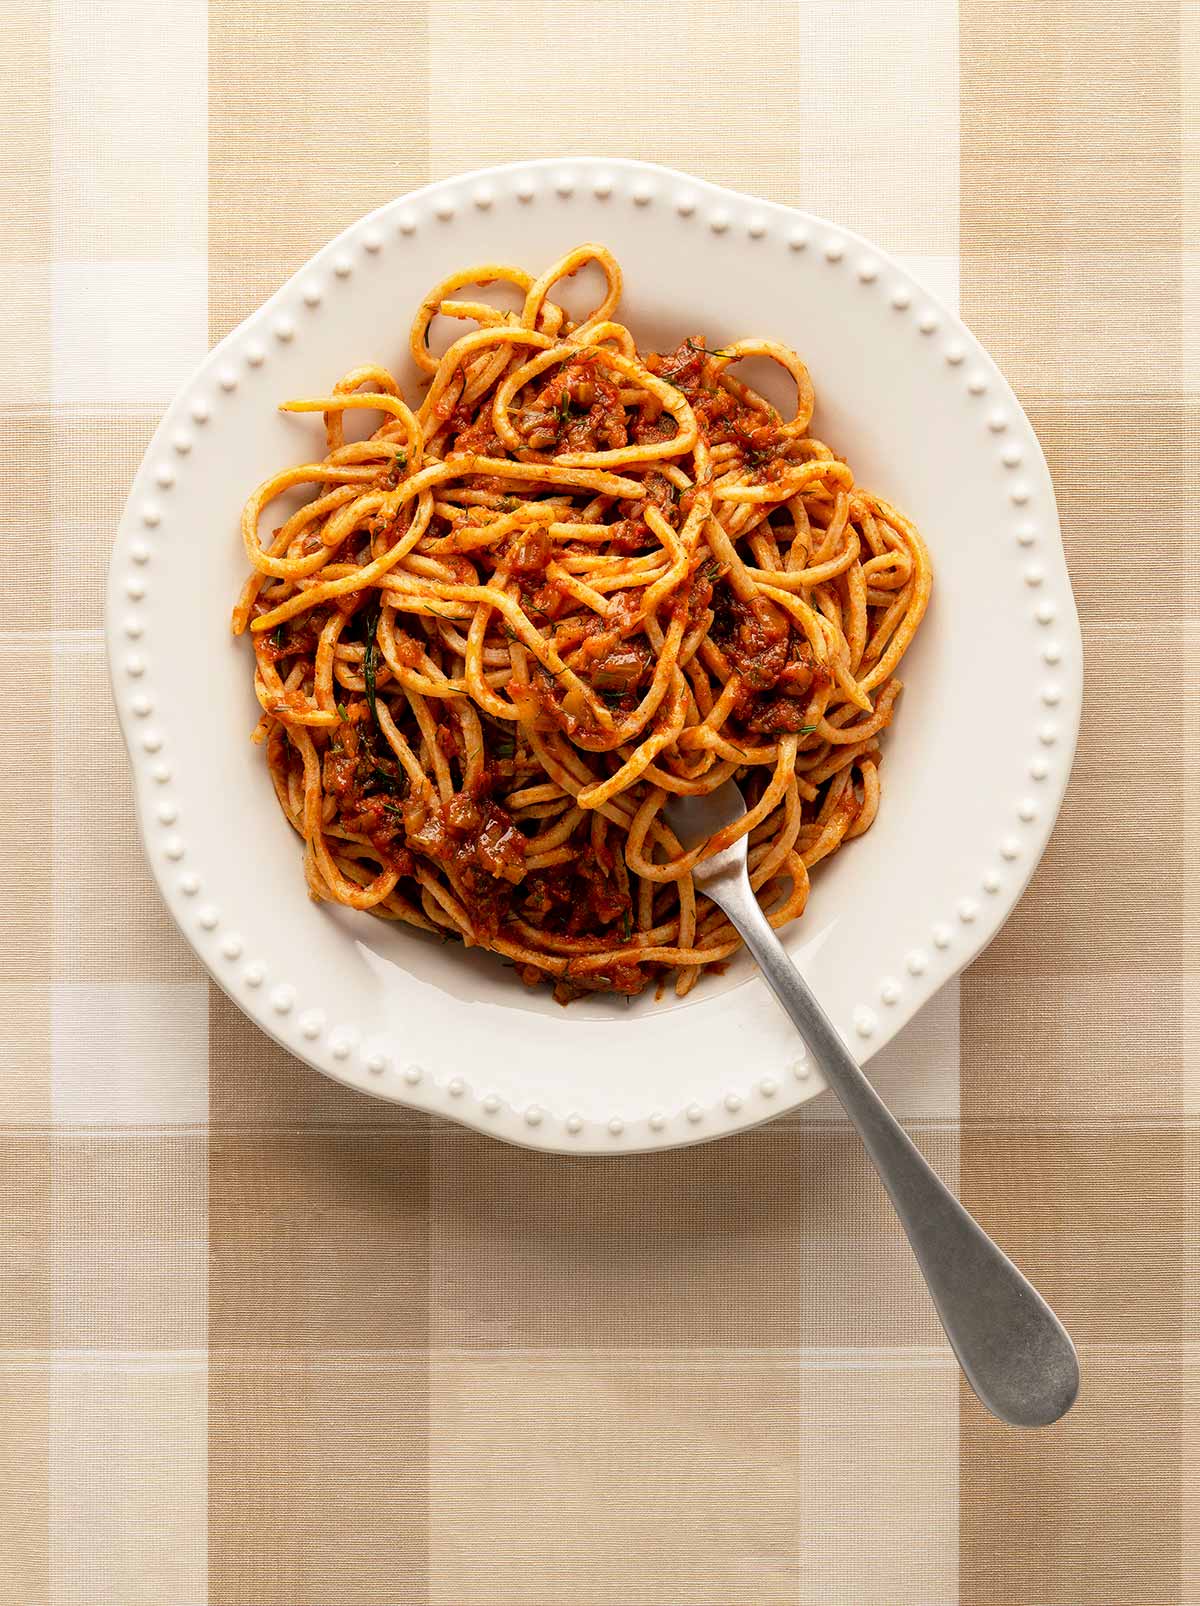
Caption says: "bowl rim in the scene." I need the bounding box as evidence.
[106,156,1082,1153]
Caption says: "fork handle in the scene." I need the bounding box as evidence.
[706,867,1079,1427]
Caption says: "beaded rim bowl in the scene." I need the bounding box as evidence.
[107,158,1081,1153]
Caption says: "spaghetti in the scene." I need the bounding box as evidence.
[234,244,931,1001]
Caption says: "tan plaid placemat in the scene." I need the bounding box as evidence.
[1,1,1193,1601]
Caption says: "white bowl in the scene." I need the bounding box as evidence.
[107,158,1081,1153]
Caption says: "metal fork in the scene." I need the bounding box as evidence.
[664,779,1079,1428]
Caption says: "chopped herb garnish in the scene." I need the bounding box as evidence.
[379,798,406,819]
[798,724,818,734]
[620,909,633,940]
[394,450,408,470]
[273,625,286,650]
[558,391,572,427]
[362,602,381,723]
[685,337,734,359]
[336,700,348,720]
[494,735,515,759]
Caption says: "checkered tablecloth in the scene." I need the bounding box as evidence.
[2,2,1193,1601]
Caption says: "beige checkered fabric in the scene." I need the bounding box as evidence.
[1,1,1193,1601]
